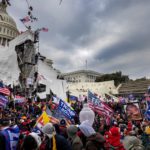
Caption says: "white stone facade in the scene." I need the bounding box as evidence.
[67,80,119,98]
[62,70,102,83]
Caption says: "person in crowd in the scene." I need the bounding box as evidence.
[126,121,133,135]
[0,118,20,150]
[118,119,127,140]
[59,118,68,138]
[141,124,150,149]
[0,118,10,150]
[40,123,71,150]
[107,121,124,150]
[123,135,145,150]
[21,132,41,150]
[104,125,111,150]
[79,120,105,150]
[67,125,83,150]
[53,123,60,134]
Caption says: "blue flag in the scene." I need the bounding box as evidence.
[58,99,75,120]
[69,95,78,101]
[128,94,135,100]
[145,101,150,121]
[0,125,20,150]
[0,94,8,107]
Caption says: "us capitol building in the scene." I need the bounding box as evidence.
[0,1,19,46]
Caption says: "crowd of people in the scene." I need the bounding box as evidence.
[0,93,150,150]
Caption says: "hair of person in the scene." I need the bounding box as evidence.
[21,135,38,150]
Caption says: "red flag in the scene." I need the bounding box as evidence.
[0,87,10,96]
[20,16,30,23]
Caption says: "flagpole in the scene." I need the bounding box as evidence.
[86,60,87,71]
[25,0,30,8]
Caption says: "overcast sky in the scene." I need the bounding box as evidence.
[8,0,150,79]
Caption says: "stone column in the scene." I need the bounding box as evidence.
[1,37,3,45]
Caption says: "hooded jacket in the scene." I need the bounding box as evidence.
[67,125,83,150]
[86,132,105,150]
[108,126,124,150]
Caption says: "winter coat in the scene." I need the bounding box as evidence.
[40,134,71,150]
[59,126,68,139]
[0,133,6,150]
[85,132,105,150]
[141,133,150,148]
[107,126,124,150]
[68,135,83,150]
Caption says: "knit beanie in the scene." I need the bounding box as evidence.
[67,125,78,138]
[42,123,56,139]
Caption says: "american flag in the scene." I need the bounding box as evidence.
[14,95,26,103]
[88,90,113,118]
[0,95,8,106]
[20,16,30,23]
[48,116,60,124]
[0,87,10,96]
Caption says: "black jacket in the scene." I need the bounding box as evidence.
[41,134,72,150]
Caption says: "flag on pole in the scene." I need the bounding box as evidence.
[20,16,30,23]
[48,116,60,124]
[43,106,60,124]
[0,87,10,96]
[35,111,50,130]
[0,95,8,107]
[145,101,150,121]
[0,125,20,150]
[45,105,52,116]
[14,95,26,104]
[88,90,113,118]
[69,95,78,101]
[58,99,76,120]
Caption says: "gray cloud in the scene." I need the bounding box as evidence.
[8,0,150,79]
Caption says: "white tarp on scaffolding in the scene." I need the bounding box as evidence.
[0,45,20,85]
[0,30,34,85]
[37,60,67,100]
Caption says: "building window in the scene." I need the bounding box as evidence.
[3,28,5,33]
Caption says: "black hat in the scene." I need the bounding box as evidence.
[60,119,66,126]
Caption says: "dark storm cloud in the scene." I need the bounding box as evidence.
[95,32,150,61]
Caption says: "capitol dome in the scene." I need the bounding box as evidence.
[0,2,19,47]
